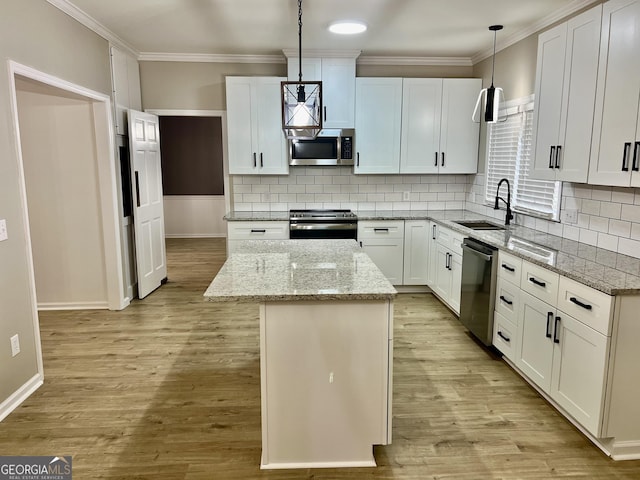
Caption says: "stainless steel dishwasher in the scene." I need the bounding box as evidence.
[459,237,498,346]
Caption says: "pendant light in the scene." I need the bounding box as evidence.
[281,0,322,139]
[472,25,505,123]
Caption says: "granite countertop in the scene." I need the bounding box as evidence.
[204,239,397,302]
[222,209,640,295]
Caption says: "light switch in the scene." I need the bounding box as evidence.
[0,219,7,242]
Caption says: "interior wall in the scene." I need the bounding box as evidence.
[0,0,111,411]
[16,78,109,309]
[163,196,227,237]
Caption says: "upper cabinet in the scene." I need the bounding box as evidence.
[354,77,403,174]
[588,0,640,186]
[226,77,288,175]
[110,46,141,136]
[400,78,480,174]
[286,55,357,129]
[531,5,602,183]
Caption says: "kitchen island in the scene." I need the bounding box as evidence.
[204,239,396,469]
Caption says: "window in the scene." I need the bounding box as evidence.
[485,95,562,221]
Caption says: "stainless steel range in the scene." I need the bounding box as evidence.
[289,209,358,240]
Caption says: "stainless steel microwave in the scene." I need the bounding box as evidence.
[288,129,355,166]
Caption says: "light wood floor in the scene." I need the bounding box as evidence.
[2,238,640,479]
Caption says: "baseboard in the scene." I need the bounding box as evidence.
[393,285,430,293]
[38,301,108,311]
[165,234,226,238]
[609,441,640,460]
[0,373,43,423]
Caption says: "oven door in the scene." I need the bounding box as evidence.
[289,221,358,239]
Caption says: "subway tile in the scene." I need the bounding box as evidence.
[548,222,564,237]
[332,176,350,185]
[367,176,386,184]
[631,223,640,241]
[428,202,446,210]
[241,176,261,185]
[612,187,635,204]
[561,183,575,197]
[349,194,368,202]
[385,193,402,202]
[411,184,431,193]
[579,228,598,246]
[581,199,601,216]
[574,186,593,199]
[599,201,622,220]
[621,204,640,223]
[590,187,613,202]
[234,184,252,194]
[251,184,270,194]
[446,184,466,192]
[259,176,280,185]
[340,184,359,194]
[375,202,393,210]
[324,185,341,194]
[278,193,297,202]
[589,216,609,233]
[437,192,456,201]
[618,237,640,258]
[535,218,550,233]
[419,192,438,202]
[234,203,252,212]
[350,176,369,185]
[410,202,429,210]
[445,201,464,210]
[429,184,447,193]
[563,225,580,241]
[269,185,288,194]
[563,196,582,210]
[376,184,394,193]
[392,202,410,210]
[331,194,349,202]
[358,184,377,193]
[288,184,306,193]
[296,175,316,185]
[314,176,332,185]
[420,175,439,184]
[296,193,315,202]
[367,193,385,202]
[577,214,590,228]
[243,193,260,202]
[306,185,323,194]
[609,219,631,238]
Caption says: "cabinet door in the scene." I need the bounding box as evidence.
[254,78,288,175]
[360,237,404,285]
[550,312,609,437]
[427,222,438,287]
[226,77,258,174]
[531,23,567,181]
[433,243,452,302]
[321,58,356,129]
[439,79,481,174]
[403,220,429,285]
[516,291,554,392]
[355,78,403,174]
[400,79,442,174]
[589,0,640,186]
[448,252,462,315]
[556,6,602,182]
[287,57,322,81]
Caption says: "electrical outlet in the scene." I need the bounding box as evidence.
[563,209,578,224]
[10,334,20,357]
[403,191,410,201]
[0,219,7,242]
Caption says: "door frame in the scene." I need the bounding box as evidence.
[8,61,127,314]
[145,109,230,215]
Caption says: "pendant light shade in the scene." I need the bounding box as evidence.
[282,0,322,139]
[472,25,505,124]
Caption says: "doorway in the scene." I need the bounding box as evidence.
[9,62,126,312]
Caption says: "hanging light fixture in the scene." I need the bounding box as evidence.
[472,25,505,123]
[281,0,322,139]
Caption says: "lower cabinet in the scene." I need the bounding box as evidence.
[226,221,289,255]
[403,220,430,285]
[358,221,404,285]
[428,223,463,314]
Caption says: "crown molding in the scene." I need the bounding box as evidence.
[471,0,601,64]
[46,0,138,57]
[357,56,473,67]
[137,52,286,64]
[282,49,362,59]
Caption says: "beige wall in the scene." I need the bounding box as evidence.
[0,0,111,407]
[140,62,287,110]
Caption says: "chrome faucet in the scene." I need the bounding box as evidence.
[494,178,514,226]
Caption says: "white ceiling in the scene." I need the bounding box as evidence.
[49,0,600,63]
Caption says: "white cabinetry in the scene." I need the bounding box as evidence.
[354,78,403,174]
[588,0,640,186]
[286,56,356,129]
[427,222,439,286]
[226,77,288,175]
[531,5,602,182]
[429,223,463,314]
[493,251,523,361]
[110,46,141,136]
[403,220,430,285]
[400,78,480,174]
[358,220,404,285]
[226,221,288,255]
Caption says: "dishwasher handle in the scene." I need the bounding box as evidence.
[462,243,493,262]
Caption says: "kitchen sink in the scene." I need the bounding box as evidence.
[454,220,506,231]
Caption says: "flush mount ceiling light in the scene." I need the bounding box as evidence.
[281,0,322,140]
[472,25,505,124]
[328,21,367,35]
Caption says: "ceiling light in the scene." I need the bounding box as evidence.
[328,21,367,35]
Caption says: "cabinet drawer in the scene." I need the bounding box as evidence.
[493,311,517,362]
[358,220,405,239]
[557,276,613,336]
[521,260,559,305]
[498,251,522,286]
[436,225,464,256]
[495,277,520,323]
[227,221,289,240]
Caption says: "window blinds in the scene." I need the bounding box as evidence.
[485,99,561,221]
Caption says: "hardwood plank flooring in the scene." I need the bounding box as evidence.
[1,238,640,479]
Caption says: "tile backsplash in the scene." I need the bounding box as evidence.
[467,174,640,259]
[231,166,468,212]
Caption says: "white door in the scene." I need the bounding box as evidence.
[129,110,167,298]
[433,243,452,303]
[321,58,356,129]
[360,238,404,285]
[426,222,438,287]
[403,220,429,285]
[400,78,442,174]
[439,79,481,174]
[448,252,462,315]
